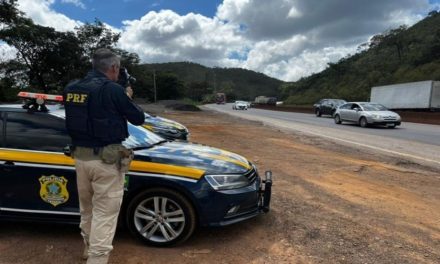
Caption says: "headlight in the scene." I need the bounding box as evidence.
[371,114,381,119]
[205,174,250,190]
[153,126,178,134]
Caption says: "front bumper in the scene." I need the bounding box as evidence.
[259,171,272,213]
[203,170,272,227]
[369,119,401,126]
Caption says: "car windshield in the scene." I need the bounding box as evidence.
[360,103,388,111]
[124,124,166,149]
[329,99,346,104]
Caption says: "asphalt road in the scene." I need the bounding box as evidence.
[205,103,440,169]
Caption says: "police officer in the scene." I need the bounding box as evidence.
[64,48,144,264]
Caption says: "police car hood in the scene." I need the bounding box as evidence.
[144,114,187,131]
[133,141,251,175]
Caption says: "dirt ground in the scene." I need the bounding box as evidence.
[1,109,439,264]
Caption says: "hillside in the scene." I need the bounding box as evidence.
[281,11,440,105]
[133,62,284,101]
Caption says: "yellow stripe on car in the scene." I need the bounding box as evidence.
[142,124,154,130]
[0,149,204,179]
[203,153,251,170]
[130,161,204,179]
[0,149,74,166]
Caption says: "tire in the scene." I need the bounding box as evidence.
[126,188,197,247]
[315,109,321,117]
[334,114,342,124]
[359,117,368,128]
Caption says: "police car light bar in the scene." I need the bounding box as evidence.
[18,92,63,102]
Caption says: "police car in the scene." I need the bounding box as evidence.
[0,92,272,247]
[143,113,189,141]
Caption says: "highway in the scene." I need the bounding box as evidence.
[204,103,440,169]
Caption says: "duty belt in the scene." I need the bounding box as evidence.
[73,146,102,161]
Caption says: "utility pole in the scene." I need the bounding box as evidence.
[153,69,157,103]
[213,71,216,92]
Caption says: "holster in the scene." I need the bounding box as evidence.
[100,144,133,173]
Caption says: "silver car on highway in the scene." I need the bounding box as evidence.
[334,102,402,128]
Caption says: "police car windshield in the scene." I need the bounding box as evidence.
[124,124,165,149]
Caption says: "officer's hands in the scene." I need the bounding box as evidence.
[126,86,133,99]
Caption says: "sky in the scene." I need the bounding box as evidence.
[2,0,440,82]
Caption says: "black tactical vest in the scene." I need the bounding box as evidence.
[64,77,112,146]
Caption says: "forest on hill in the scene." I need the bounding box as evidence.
[280,11,440,105]
[131,62,283,102]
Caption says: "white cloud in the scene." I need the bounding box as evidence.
[17,0,82,32]
[61,0,86,9]
[0,43,18,62]
[244,35,308,69]
[242,36,356,81]
[281,46,357,81]
[287,6,302,19]
[119,10,247,66]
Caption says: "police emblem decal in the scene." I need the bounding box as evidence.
[39,175,69,207]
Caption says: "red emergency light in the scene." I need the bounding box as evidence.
[18,91,63,102]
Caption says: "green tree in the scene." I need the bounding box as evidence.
[75,20,140,71]
[156,72,184,100]
[186,81,210,101]
[75,19,119,59]
[0,0,87,92]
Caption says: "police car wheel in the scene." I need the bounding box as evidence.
[126,188,197,247]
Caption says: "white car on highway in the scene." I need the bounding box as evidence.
[334,102,401,128]
[233,101,249,110]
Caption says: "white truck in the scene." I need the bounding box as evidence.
[370,80,440,110]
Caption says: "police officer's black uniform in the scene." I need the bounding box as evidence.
[64,69,145,147]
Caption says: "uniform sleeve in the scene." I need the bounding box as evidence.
[109,84,145,126]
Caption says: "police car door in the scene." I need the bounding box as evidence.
[0,110,80,220]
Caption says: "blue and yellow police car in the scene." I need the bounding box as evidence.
[0,92,272,246]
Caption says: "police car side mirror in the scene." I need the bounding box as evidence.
[63,145,72,157]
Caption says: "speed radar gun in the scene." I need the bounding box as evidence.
[118,67,136,88]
